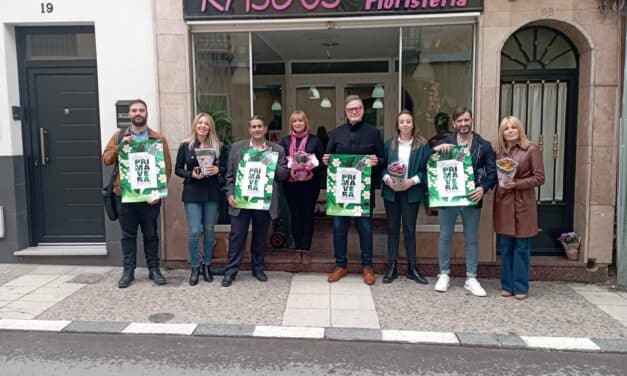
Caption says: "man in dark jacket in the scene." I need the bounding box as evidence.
[432,106,496,297]
[323,95,385,285]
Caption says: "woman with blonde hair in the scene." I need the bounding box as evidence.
[493,115,545,300]
[175,113,228,285]
[279,110,324,264]
[381,110,431,284]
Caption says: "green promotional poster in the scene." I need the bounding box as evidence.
[326,154,372,217]
[427,146,477,207]
[234,149,279,210]
[118,140,168,203]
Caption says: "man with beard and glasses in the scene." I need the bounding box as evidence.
[431,106,496,297]
[102,99,172,288]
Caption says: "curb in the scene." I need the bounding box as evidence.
[1,319,626,354]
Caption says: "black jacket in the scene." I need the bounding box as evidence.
[175,141,228,203]
[279,134,325,187]
[444,131,497,208]
[326,120,385,208]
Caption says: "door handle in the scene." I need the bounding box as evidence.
[39,128,48,166]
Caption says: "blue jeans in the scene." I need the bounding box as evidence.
[438,206,481,277]
[332,216,373,267]
[497,234,531,295]
[184,201,219,267]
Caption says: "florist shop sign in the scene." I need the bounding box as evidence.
[183,0,483,20]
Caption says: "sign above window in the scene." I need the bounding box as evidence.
[183,0,484,20]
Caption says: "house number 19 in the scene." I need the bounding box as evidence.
[41,3,54,13]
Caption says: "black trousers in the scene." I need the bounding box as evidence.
[284,182,319,251]
[117,197,161,270]
[383,191,420,263]
[225,209,271,277]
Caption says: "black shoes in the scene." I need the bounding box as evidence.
[252,270,268,282]
[221,274,235,287]
[201,264,213,283]
[382,261,398,284]
[189,267,200,286]
[117,269,135,288]
[149,268,167,285]
[406,263,428,285]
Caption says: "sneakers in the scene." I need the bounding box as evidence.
[434,274,450,292]
[464,278,487,297]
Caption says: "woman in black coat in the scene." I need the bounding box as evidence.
[175,113,227,285]
[279,111,324,264]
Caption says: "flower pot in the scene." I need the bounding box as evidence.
[561,241,580,261]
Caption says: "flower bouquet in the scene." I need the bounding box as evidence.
[287,151,319,181]
[557,232,580,261]
[387,161,407,189]
[496,158,519,188]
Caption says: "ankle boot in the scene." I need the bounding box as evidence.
[189,267,200,286]
[149,268,166,285]
[382,261,398,284]
[201,264,213,282]
[406,262,428,285]
[117,269,135,288]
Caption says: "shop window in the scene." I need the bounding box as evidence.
[194,32,251,144]
[401,24,475,224]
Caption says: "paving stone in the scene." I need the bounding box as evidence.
[457,332,501,347]
[194,323,255,337]
[597,305,627,322]
[592,338,627,353]
[5,275,59,288]
[325,327,382,342]
[286,294,329,309]
[330,294,375,310]
[577,292,627,306]
[0,300,55,317]
[283,308,330,327]
[63,320,129,334]
[289,281,330,295]
[70,274,105,284]
[331,309,380,329]
[330,283,372,296]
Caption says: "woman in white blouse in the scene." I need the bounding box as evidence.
[381,110,432,284]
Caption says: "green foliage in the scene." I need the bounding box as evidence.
[196,97,233,148]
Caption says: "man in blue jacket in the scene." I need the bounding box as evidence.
[432,106,497,296]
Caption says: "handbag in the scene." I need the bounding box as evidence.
[101,164,120,221]
[101,128,126,221]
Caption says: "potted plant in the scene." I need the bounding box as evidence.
[557,232,580,261]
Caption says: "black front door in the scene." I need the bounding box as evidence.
[25,67,104,243]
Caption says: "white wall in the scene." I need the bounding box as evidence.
[0,0,160,156]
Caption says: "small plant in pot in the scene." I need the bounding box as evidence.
[557,232,580,261]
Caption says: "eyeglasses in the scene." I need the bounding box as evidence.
[346,106,363,113]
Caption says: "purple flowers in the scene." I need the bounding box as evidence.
[287,151,319,181]
[557,232,580,245]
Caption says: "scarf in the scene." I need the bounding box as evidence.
[288,131,309,157]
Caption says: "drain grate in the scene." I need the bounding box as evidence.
[148,312,175,323]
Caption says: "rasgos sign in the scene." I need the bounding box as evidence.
[183,0,483,20]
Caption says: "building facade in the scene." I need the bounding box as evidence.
[0,0,623,281]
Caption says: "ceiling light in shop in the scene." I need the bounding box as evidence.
[271,100,282,111]
[309,87,320,99]
[371,84,384,98]
[372,98,383,109]
[320,97,332,109]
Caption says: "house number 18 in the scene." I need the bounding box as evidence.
[41,3,54,13]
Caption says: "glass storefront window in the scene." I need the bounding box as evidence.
[401,24,474,224]
[194,32,251,145]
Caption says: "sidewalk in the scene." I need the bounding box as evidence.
[0,264,626,353]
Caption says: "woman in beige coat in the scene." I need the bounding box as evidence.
[493,116,545,300]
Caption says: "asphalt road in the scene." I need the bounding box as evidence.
[0,331,625,375]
